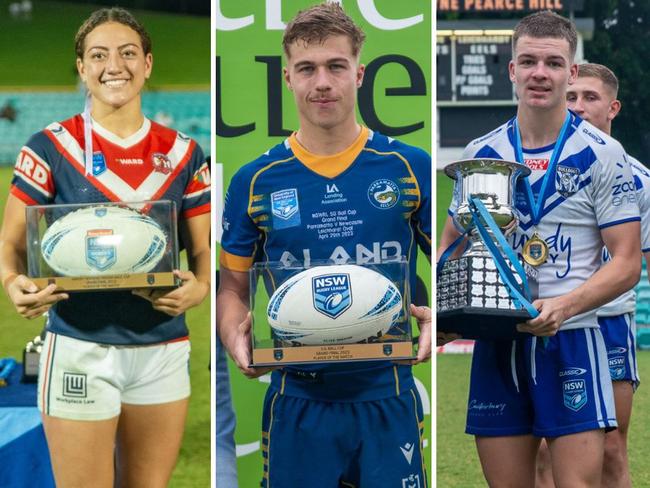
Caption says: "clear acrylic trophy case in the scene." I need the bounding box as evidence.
[249,257,414,366]
[26,200,179,291]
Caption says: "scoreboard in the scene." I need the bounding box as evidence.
[437,33,514,103]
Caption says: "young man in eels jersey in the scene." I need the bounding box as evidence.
[217,3,431,487]
[438,12,640,487]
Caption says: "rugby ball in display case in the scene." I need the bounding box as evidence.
[266,264,403,345]
[41,206,167,276]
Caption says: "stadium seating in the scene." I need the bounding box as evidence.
[636,260,650,349]
[0,91,210,164]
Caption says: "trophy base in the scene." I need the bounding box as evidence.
[31,272,178,292]
[251,341,414,366]
[438,307,531,340]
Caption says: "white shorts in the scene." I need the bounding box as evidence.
[38,332,191,420]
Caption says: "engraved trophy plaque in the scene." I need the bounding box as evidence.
[437,158,534,340]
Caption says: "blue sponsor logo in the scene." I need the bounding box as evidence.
[563,379,587,411]
[612,180,636,196]
[368,179,400,209]
[555,165,580,197]
[608,347,627,355]
[559,367,587,377]
[271,188,301,230]
[312,273,352,319]
[92,152,107,176]
[85,230,116,271]
[582,127,606,145]
[609,356,626,380]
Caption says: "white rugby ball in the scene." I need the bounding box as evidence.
[41,206,167,276]
[267,264,403,345]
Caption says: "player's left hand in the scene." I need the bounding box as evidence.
[517,295,573,336]
[133,270,209,316]
[396,304,432,365]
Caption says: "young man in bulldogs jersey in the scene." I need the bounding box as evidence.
[217,3,431,487]
[438,12,640,487]
[535,63,650,488]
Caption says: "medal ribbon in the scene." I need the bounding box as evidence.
[82,92,93,176]
[468,197,539,319]
[513,111,572,226]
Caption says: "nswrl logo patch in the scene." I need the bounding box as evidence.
[609,356,626,380]
[312,273,352,319]
[86,229,117,271]
[563,379,587,411]
[271,188,301,229]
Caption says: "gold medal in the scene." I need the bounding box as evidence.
[522,232,548,267]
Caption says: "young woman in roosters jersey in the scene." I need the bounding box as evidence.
[0,8,210,487]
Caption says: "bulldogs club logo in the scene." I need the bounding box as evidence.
[312,273,352,319]
[152,153,172,174]
[556,165,580,198]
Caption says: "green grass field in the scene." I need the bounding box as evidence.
[436,172,650,486]
[437,352,650,487]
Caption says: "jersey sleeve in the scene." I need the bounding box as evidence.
[591,147,640,229]
[630,160,650,252]
[10,132,56,205]
[409,148,431,256]
[181,144,210,219]
[219,165,261,272]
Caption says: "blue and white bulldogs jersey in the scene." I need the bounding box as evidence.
[221,127,431,399]
[599,156,650,316]
[459,112,640,330]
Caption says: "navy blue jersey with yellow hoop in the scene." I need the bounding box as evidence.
[221,127,431,401]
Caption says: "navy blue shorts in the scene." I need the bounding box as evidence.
[466,328,616,438]
[598,313,640,388]
[261,386,427,488]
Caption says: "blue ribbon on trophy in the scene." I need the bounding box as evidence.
[437,158,538,340]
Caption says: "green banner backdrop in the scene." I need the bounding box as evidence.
[216,1,431,485]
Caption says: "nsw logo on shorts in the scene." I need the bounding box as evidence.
[563,379,587,411]
[63,372,87,398]
[608,356,626,380]
[271,188,301,229]
[312,273,352,319]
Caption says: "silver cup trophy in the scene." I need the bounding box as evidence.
[437,158,533,340]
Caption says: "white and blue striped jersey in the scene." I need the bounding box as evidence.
[598,156,650,316]
[458,111,640,330]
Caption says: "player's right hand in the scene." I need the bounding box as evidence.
[225,312,278,379]
[5,274,68,319]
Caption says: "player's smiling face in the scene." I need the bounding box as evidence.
[566,76,619,133]
[284,35,364,131]
[510,35,577,112]
[77,22,152,112]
